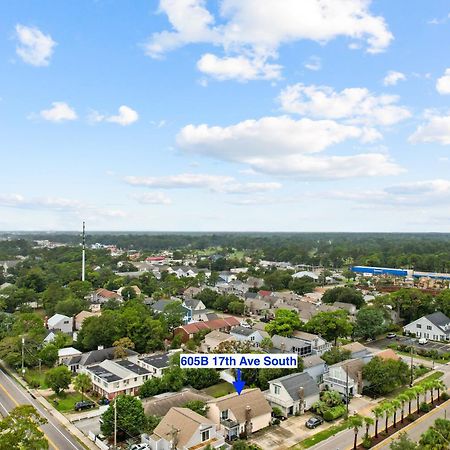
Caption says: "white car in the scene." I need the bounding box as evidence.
[240,322,252,328]
[418,338,428,345]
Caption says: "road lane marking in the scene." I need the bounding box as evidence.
[0,377,59,450]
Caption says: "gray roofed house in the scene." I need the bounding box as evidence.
[138,352,172,377]
[302,355,327,382]
[271,335,312,357]
[230,326,269,349]
[265,372,320,417]
[64,347,138,372]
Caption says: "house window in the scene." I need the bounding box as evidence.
[416,324,422,328]
[427,326,432,330]
[201,430,210,442]
[274,385,281,395]
[221,410,229,420]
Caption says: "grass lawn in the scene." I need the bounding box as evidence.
[23,368,49,389]
[204,382,235,398]
[47,391,96,413]
[292,420,349,449]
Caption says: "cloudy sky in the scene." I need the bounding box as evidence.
[1,0,450,232]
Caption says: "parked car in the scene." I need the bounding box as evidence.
[386,333,397,339]
[74,400,95,411]
[305,416,324,429]
[418,338,428,345]
[129,444,150,450]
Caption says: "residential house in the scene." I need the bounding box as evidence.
[138,352,172,378]
[271,335,312,357]
[82,359,151,399]
[292,271,319,281]
[265,372,320,417]
[201,331,236,353]
[151,299,191,324]
[74,310,100,331]
[302,355,327,383]
[117,285,142,298]
[292,331,332,355]
[340,342,373,360]
[230,327,269,349]
[57,347,81,365]
[245,277,264,289]
[207,389,272,439]
[47,313,73,334]
[323,359,365,395]
[403,312,450,341]
[333,302,357,316]
[244,297,271,316]
[182,299,209,322]
[183,286,203,299]
[63,346,138,373]
[91,288,121,304]
[174,317,240,342]
[145,407,226,450]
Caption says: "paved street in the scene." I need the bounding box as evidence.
[368,336,450,355]
[0,366,87,450]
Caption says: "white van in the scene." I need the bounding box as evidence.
[418,337,427,345]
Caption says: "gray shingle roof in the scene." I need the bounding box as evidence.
[271,372,319,400]
[425,312,450,330]
[231,326,254,337]
[140,352,171,369]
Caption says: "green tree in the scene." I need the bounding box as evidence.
[363,416,374,441]
[354,306,387,340]
[322,287,364,308]
[321,347,351,365]
[67,280,92,299]
[390,433,419,450]
[347,414,363,450]
[419,418,450,450]
[305,310,353,345]
[45,365,72,395]
[183,400,208,416]
[362,357,409,396]
[120,286,137,300]
[113,337,135,360]
[288,277,315,295]
[260,337,273,351]
[100,395,147,440]
[38,344,58,367]
[184,368,220,390]
[265,309,302,337]
[0,405,48,450]
[163,301,187,331]
[74,373,92,402]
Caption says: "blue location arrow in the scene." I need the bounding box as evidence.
[233,368,246,395]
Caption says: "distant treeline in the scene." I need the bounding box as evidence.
[1,233,450,271]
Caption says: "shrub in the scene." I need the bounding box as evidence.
[419,402,431,413]
[441,392,449,401]
[323,405,346,421]
[272,407,283,418]
[272,418,280,425]
[362,437,372,449]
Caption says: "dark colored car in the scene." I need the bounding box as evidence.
[305,416,324,429]
[74,400,95,411]
[98,397,110,405]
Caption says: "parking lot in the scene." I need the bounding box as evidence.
[368,335,450,355]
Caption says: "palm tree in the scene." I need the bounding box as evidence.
[383,402,393,434]
[421,380,432,404]
[373,405,385,439]
[348,414,364,450]
[397,393,409,423]
[74,373,92,402]
[391,399,401,428]
[434,380,446,402]
[405,388,416,417]
[412,385,424,413]
[364,416,374,441]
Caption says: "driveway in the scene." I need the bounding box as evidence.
[73,415,101,437]
[249,396,377,450]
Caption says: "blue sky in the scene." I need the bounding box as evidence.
[1,0,450,232]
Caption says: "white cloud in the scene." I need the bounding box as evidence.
[278,84,411,126]
[15,24,56,66]
[146,0,393,81]
[409,115,450,145]
[125,173,282,194]
[197,53,281,81]
[0,193,127,219]
[37,102,78,122]
[89,105,139,126]
[436,68,450,95]
[304,56,322,71]
[132,192,173,205]
[383,70,406,86]
[176,116,403,178]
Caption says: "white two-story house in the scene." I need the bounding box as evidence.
[403,312,450,342]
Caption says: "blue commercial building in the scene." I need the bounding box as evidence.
[351,266,450,281]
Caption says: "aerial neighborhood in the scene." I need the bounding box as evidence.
[0,234,450,450]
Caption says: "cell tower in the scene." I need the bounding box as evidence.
[81,221,86,282]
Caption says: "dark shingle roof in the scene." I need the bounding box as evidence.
[271,372,319,400]
[88,365,121,382]
[141,352,171,369]
[425,312,450,330]
[115,359,150,375]
[231,326,254,337]
[67,347,137,367]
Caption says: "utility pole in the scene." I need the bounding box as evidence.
[409,345,414,387]
[345,363,349,415]
[21,336,25,376]
[114,399,117,449]
[81,221,86,282]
